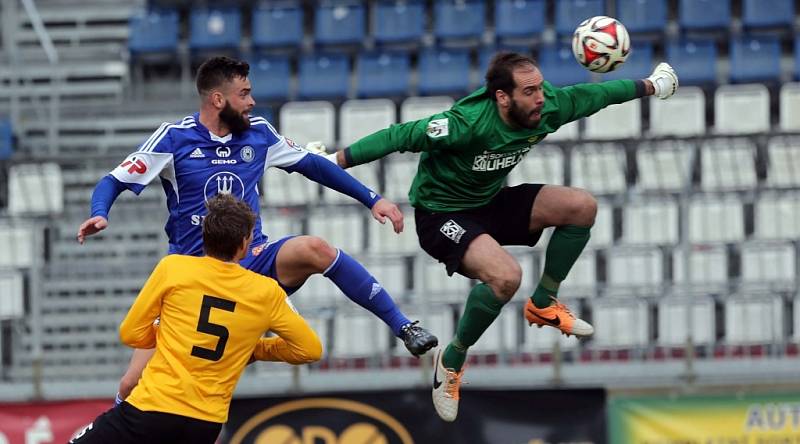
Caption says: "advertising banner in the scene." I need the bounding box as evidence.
[609,393,800,443]
[0,399,110,444]
[223,388,606,444]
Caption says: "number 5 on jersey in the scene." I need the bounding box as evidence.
[192,295,236,361]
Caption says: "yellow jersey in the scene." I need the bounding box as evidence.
[120,255,322,423]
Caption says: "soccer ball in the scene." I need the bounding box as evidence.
[571,16,630,73]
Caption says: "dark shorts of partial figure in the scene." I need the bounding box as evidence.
[69,401,222,444]
[415,184,545,276]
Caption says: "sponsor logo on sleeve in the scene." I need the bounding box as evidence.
[119,157,148,175]
[426,118,449,138]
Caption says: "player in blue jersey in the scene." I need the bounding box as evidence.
[76,56,437,403]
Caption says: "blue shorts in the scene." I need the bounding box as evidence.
[240,235,300,295]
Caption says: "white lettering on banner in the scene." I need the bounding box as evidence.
[0,431,7,444]
[26,416,53,444]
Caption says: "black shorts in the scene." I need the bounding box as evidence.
[415,183,545,276]
[70,401,222,444]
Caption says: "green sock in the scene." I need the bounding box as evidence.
[531,225,591,308]
[442,283,504,372]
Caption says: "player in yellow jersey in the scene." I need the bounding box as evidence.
[71,194,322,444]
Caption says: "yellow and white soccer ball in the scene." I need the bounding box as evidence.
[571,15,631,73]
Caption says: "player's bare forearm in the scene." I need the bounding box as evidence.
[336,150,348,168]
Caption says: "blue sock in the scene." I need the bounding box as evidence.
[323,249,411,336]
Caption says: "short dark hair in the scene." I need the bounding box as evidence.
[485,51,538,101]
[196,56,250,96]
[202,194,256,261]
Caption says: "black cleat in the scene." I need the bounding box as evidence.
[399,321,438,357]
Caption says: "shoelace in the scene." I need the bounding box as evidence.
[401,320,423,339]
[549,296,576,320]
[444,368,465,400]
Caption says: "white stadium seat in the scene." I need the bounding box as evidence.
[338,99,397,147]
[714,84,770,134]
[755,193,800,240]
[400,96,454,123]
[357,256,408,298]
[333,313,389,357]
[469,306,517,354]
[571,143,627,195]
[779,82,800,132]
[369,216,418,255]
[558,250,597,297]
[383,153,420,203]
[9,163,64,215]
[766,136,800,188]
[607,247,664,288]
[649,86,706,137]
[545,120,579,141]
[263,168,319,207]
[700,138,757,191]
[0,225,34,268]
[725,296,784,344]
[260,211,301,241]
[587,203,614,247]
[592,298,650,348]
[740,241,796,287]
[0,271,24,319]
[657,296,715,346]
[279,101,336,147]
[622,200,679,245]
[689,198,744,243]
[418,256,470,302]
[322,162,380,204]
[635,141,692,192]
[672,245,728,286]
[585,100,641,140]
[307,210,365,253]
[507,146,565,186]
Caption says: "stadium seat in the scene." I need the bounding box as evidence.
[263,168,320,207]
[714,84,770,134]
[729,35,781,84]
[602,42,653,81]
[333,313,389,357]
[742,0,795,30]
[666,39,717,86]
[383,153,419,202]
[766,136,800,187]
[0,119,12,160]
[635,141,692,191]
[554,0,605,37]
[369,215,418,254]
[469,307,517,354]
[128,8,179,55]
[672,245,728,286]
[373,0,425,45]
[538,44,591,86]
[338,98,397,147]
[8,163,63,215]
[558,250,597,297]
[689,198,744,243]
[592,298,650,348]
[546,120,580,141]
[279,101,336,147]
[678,0,731,32]
[615,0,667,34]
[585,101,642,140]
[648,87,706,137]
[779,83,800,131]
[188,7,242,52]
[0,270,24,319]
[400,96,454,122]
[494,0,545,40]
[607,247,664,288]
[589,203,613,247]
[417,48,471,95]
[755,193,800,240]
[571,143,627,195]
[657,297,715,346]
[307,210,365,253]
[259,210,300,241]
[298,54,350,99]
[355,52,410,98]
[725,296,784,344]
[507,146,565,187]
[622,200,679,245]
[247,55,291,101]
[419,256,470,301]
[700,138,758,191]
[433,0,486,42]
[0,225,34,268]
[359,256,408,297]
[252,3,303,49]
[314,2,366,46]
[294,274,340,305]
[740,241,796,288]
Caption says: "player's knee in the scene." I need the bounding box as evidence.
[300,236,338,270]
[485,265,522,301]
[570,189,598,227]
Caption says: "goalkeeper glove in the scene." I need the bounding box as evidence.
[647,62,679,100]
[305,141,338,164]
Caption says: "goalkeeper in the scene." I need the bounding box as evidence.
[326,51,679,421]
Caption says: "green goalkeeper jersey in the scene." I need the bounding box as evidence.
[347,80,642,212]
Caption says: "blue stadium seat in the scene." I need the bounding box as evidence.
[252,4,303,49]
[0,119,12,160]
[478,45,532,75]
[538,44,591,86]
[189,7,242,52]
[603,42,653,80]
[434,0,486,41]
[417,48,471,95]
[616,0,667,34]
[678,0,730,31]
[742,0,794,29]
[247,55,291,101]
[495,0,545,40]
[128,8,179,54]
[729,35,781,83]
[373,0,425,45]
[298,54,351,99]
[555,0,605,37]
[796,37,800,80]
[666,39,717,85]
[356,52,410,97]
[252,106,274,124]
[314,2,366,46]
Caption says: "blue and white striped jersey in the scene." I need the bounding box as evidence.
[110,113,309,257]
